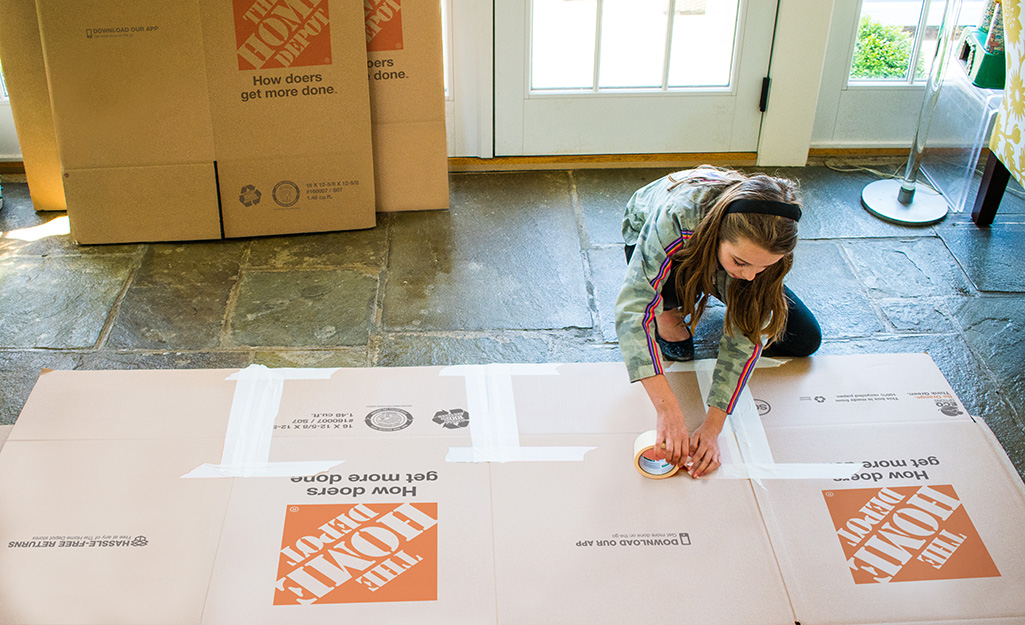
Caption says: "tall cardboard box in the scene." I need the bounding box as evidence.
[34,2,222,243]
[365,0,449,212]
[0,0,66,212]
[202,0,377,238]
[32,0,377,244]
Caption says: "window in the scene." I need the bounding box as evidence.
[849,0,987,84]
[529,0,740,92]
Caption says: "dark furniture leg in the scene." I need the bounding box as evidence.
[972,151,1011,226]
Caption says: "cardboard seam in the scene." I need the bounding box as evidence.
[197,477,236,625]
[745,475,802,625]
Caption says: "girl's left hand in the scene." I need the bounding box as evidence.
[687,420,723,478]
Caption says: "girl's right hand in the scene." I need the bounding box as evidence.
[655,409,690,467]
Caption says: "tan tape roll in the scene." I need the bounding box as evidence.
[633,430,681,479]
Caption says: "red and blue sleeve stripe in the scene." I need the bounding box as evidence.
[725,343,763,413]
[640,232,691,376]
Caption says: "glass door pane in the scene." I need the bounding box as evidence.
[667,0,739,87]
[597,0,670,89]
[531,0,598,90]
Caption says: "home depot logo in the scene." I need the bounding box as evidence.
[823,485,999,584]
[235,0,331,70]
[275,503,437,605]
[365,0,402,51]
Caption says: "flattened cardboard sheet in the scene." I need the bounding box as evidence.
[9,368,237,441]
[754,421,1025,625]
[490,433,795,625]
[0,438,232,625]
[2,355,1024,625]
[747,353,970,427]
[202,437,495,625]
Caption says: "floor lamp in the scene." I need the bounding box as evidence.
[862,0,964,225]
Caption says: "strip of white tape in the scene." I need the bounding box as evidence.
[666,356,788,373]
[441,363,596,462]
[693,358,856,484]
[182,365,344,479]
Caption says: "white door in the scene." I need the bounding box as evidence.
[494,0,779,156]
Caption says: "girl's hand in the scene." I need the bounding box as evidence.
[688,408,727,477]
[655,409,690,467]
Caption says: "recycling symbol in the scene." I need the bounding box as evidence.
[239,185,262,207]
[432,408,470,429]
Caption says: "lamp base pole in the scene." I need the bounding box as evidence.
[861,179,948,226]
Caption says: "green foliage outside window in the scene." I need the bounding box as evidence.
[851,15,914,80]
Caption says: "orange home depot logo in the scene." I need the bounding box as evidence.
[365,0,402,51]
[823,485,999,584]
[275,503,438,605]
[235,0,332,70]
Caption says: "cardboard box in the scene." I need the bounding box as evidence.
[364,0,449,212]
[0,0,66,212]
[1,355,1024,625]
[31,0,376,244]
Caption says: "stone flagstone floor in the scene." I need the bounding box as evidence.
[1,162,1024,479]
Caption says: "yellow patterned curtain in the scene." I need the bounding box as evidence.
[989,0,1024,185]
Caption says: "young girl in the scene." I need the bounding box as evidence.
[615,166,821,478]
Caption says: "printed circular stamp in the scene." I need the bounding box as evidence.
[365,408,414,432]
[273,180,300,207]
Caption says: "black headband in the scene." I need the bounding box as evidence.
[725,199,802,222]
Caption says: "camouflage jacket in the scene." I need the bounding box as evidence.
[614,168,762,415]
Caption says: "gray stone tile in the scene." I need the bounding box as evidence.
[769,165,939,239]
[545,337,624,364]
[0,256,134,348]
[572,168,676,245]
[77,350,253,371]
[247,226,388,270]
[786,241,886,338]
[375,330,622,368]
[384,172,592,331]
[877,298,956,333]
[231,269,377,347]
[935,221,1025,293]
[588,246,628,342]
[135,241,245,287]
[253,349,368,368]
[375,333,551,367]
[107,283,233,350]
[0,350,80,425]
[950,296,1025,416]
[840,237,975,298]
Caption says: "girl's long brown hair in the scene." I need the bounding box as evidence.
[672,167,801,345]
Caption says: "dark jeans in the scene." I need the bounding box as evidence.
[624,244,821,357]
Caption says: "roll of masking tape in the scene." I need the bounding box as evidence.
[633,430,681,479]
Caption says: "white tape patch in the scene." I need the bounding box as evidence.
[692,359,856,484]
[441,363,596,463]
[182,365,345,479]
